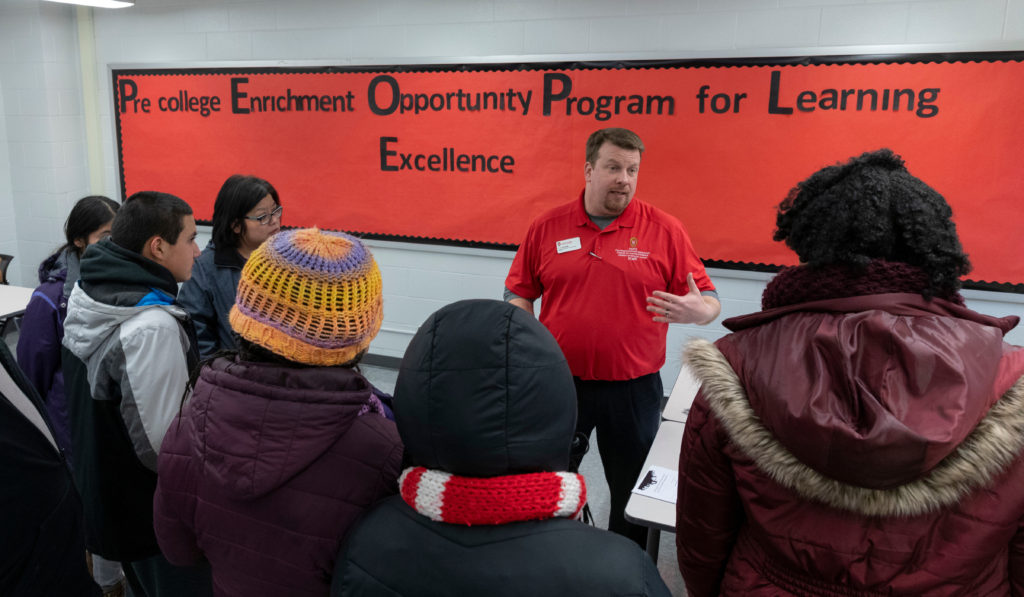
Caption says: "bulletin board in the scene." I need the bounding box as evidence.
[112,54,1024,292]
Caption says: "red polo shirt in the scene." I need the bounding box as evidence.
[506,192,714,381]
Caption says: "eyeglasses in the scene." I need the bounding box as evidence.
[244,205,283,226]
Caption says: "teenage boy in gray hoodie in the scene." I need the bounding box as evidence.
[62,191,211,597]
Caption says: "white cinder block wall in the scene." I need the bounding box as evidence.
[2,0,1023,389]
[1,1,90,278]
[0,83,15,262]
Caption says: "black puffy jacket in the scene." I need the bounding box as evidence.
[332,299,669,597]
[0,342,99,597]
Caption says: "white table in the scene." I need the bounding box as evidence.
[0,285,35,336]
[624,420,685,559]
[620,363,700,559]
[663,364,700,423]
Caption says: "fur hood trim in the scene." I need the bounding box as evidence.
[685,338,1024,518]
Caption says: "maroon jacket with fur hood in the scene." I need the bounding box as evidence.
[676,288,1024,596]
[154,357,402,597]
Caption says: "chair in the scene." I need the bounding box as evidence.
[0,254,12,285]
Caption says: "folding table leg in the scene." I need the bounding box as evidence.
[645,528,660,561]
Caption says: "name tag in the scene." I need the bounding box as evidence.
[556,237,582,254]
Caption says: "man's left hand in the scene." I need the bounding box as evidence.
[646,273,721,325]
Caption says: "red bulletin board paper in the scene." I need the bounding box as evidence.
[113,57,1024,291]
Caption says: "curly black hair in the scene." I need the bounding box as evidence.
[774,148,971,299]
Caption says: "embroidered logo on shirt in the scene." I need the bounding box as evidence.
[615,237,650,261]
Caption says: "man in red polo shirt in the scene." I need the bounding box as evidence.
[505,127,720,545]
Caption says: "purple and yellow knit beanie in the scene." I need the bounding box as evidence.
[228,228,383,366]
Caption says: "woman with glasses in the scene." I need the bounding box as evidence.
[179,174,282,359]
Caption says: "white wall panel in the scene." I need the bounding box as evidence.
[0,81,16,264]
[206,31,252,60]
[660,12,739,51]
[736,7,822,48]
[377,0,494,26]
[182,5,231,33]
[404,22,526,56]
[227,4,278,33]
[589,16,668,52]
[907,0,1007,43]
[1008,0,1024,39]
[523,20,592,54]
[701,0,783,11]
[820,4,910,45]
[495,1,562,21]
[627,0,701,15]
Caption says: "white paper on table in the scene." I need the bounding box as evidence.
[631,465,678,504]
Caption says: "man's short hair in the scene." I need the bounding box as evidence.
[111,191,193,254]
[585,128,645,165]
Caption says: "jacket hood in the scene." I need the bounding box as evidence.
[185,357,380,499]
[38,248,81,299]
[63,239,187,363]
[687,293,1024,517]
[394,299,577,477]
[37,249,67,285]
[79,238,179,306]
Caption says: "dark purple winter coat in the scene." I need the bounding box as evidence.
[154,356,403,597]
[16,249,78,456]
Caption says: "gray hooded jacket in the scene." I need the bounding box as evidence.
[61,238,196,560]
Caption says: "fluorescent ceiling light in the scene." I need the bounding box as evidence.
[42,0,134,8]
